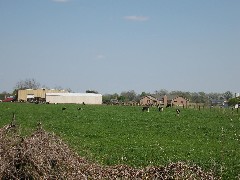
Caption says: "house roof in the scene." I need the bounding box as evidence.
[147,95,159,100]
[46,93,102,97]
[151,94,181,101]
[170,95,190,101]
[210,99,225,104]
[140,95,153,100]
[151,94,164,100]
[140,95,189,101]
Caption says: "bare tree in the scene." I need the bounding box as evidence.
[65,88,73,93]
[154,89,168,96]
[15,78,41,90]
[120,90,137,102]
[53,86,72,92]
[54,86,64,90]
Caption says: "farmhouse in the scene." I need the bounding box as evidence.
[46,93,102,104]
[140,95,189,107]
[165,95,189,107]
[140,95,163,106]
[17,89,68,102]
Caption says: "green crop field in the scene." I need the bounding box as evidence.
[0,103,239,179]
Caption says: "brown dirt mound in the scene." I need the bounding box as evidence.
[0,125,217,179]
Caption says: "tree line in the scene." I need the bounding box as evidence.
[0,78,239,106]
[102,89,237,106]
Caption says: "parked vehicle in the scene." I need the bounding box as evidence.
[2,97,15,102]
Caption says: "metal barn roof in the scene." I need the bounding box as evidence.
[46,93,102,97]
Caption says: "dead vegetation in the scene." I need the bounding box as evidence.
[0,123,218,179]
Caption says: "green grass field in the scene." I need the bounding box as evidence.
[0,103,239,179]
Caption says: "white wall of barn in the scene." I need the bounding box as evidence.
[46,93,102,104]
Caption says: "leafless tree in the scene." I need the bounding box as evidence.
[15,78,41,90]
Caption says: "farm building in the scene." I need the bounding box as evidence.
[210,99,226,107]
[166,95,189,107]
[140,95,163,106]
[46,93,102,104]
[17,89,68,102]
[140,95,189,107]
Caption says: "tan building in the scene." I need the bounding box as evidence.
[17,89,68,102]
[140,95,189,107]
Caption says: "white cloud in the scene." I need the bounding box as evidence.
[52,0,70,3]
[124,16,149,22]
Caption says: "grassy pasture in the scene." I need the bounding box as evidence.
[0,103,239,179]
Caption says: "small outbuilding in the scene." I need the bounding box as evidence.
[46,93,102,104]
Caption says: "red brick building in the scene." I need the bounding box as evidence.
[140,95,189,107]
[139,95,163,106]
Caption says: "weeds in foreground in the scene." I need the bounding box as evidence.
[0,123,218,179]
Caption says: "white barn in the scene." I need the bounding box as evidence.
[46,93,102,104]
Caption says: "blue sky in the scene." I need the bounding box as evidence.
[0,0,239,94]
